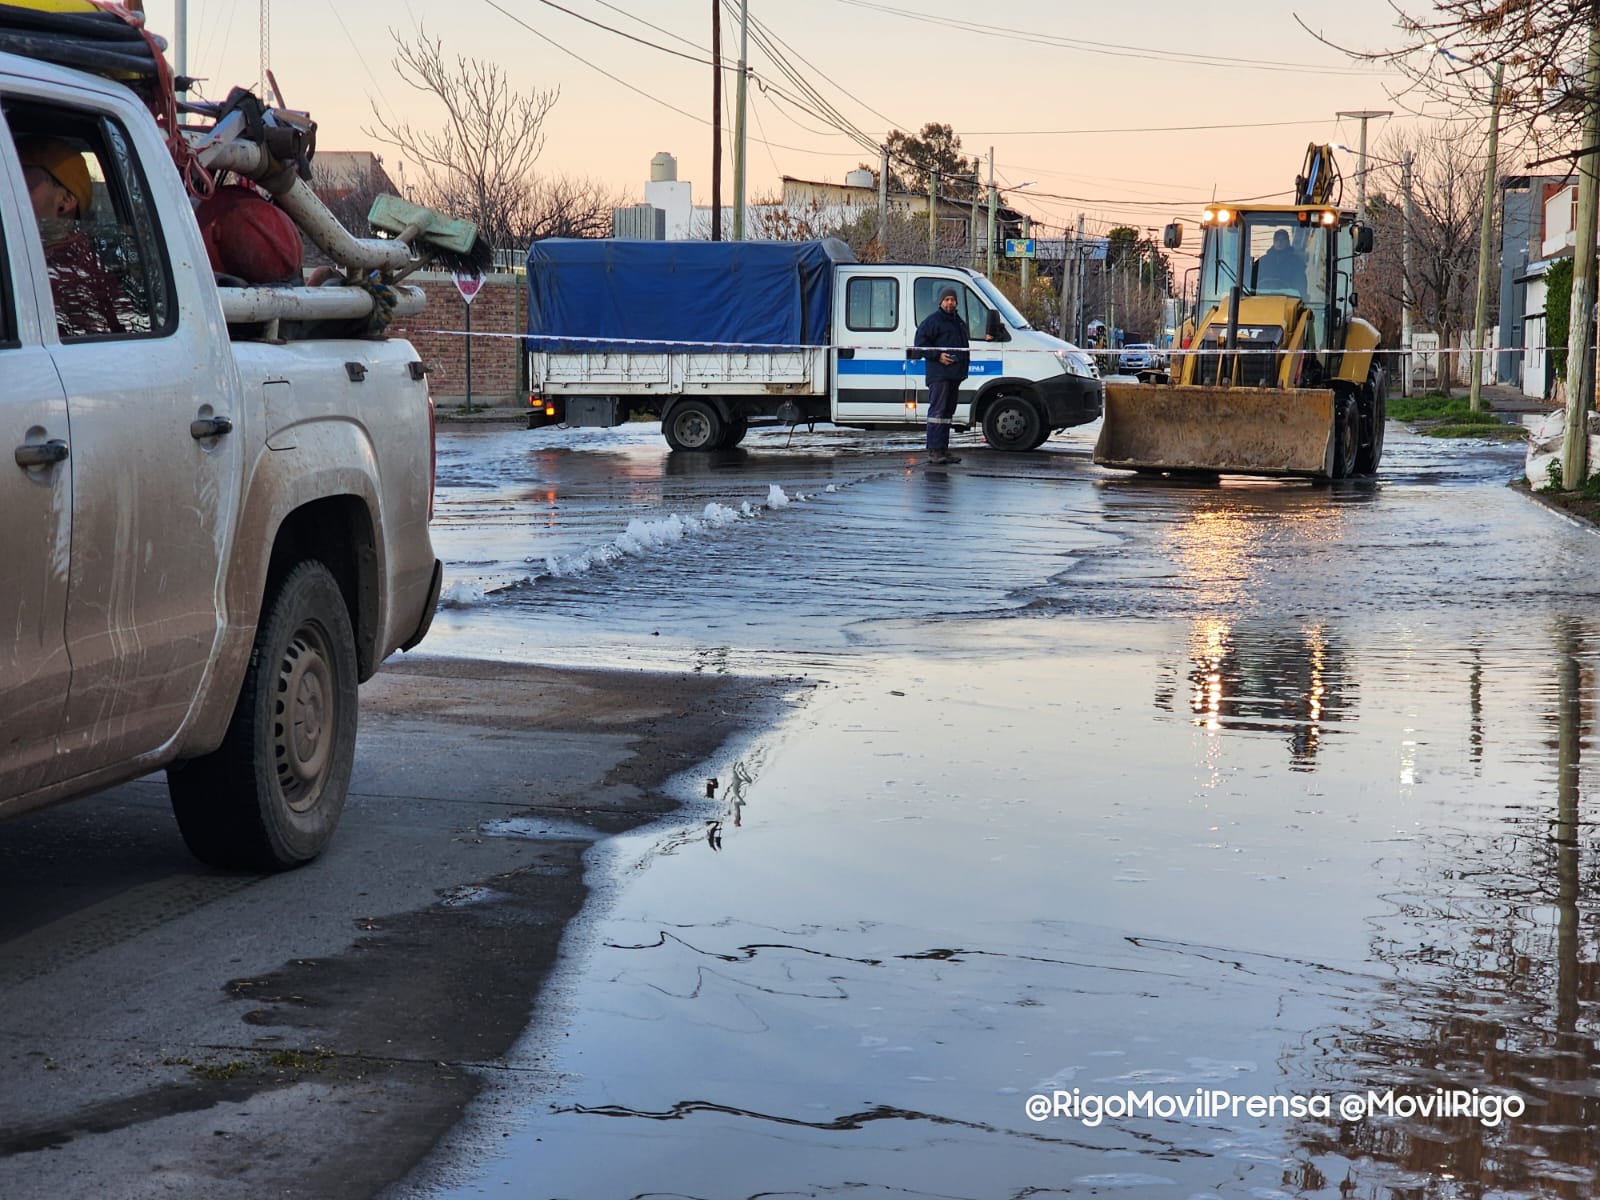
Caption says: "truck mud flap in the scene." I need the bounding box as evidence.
[1093,384,1336,478]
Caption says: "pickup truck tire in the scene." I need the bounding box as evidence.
[663,400,724,452]
[167,562,358,871]
[982,394,1043,452]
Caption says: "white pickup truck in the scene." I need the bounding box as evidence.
[0,50,442,869]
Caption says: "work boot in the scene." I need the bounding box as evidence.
[927,450,962,465]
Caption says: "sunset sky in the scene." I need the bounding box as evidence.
[141,0,1487,239]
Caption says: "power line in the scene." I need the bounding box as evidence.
[837,0,1392,76]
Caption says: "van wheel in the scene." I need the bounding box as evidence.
[982,394,1042,451]
[167,562,358,871]
[664,400,724,451]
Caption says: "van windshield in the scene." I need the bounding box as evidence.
[972,275,1031,330]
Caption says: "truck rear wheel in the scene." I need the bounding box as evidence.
[167,561,358,871]
[982,394,1043,451]
[718,414,749,449]
[663,400,724,452]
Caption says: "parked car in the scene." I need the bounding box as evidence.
[1119,343,1163,372]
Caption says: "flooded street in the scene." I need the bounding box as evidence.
[403,420,1600,1199]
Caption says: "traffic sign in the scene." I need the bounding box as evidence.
[453,271,484,303]
[1004,238,1037,259]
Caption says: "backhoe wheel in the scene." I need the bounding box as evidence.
[167,562,358,871]
[1355,367,1387,475]
[1332,395,1360,480]
[663,400,724,452]
[982,394,1043,451]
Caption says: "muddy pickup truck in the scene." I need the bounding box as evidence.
[0,49,442,869]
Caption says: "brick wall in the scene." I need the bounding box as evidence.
[389,271,525,403]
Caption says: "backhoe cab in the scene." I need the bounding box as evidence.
[1094,146,1386,482]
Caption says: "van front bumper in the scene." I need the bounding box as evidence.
[1039,373,1104,429]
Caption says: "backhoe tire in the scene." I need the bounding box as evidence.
[982,394,1043,451]
[168,561,358,871]
[1355,368,1386,475]
[663,400,724,452]
[1332,395,1360,480]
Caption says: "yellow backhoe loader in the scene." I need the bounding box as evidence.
[1094,146,1386,481]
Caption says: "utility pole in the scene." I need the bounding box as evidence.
[1564,8,1600,490]
[175,0,186,78]
[1336,109,1392,224]
[1020,214,1032,296]
[969,190,980,270]
[985,147,997,277]
[928,171,938,260]
[1075,212,1086,344]
[1468,64,1504,413]
[1401,150,1414,398]
[877,145,888,255]
[710,1,722,241]
[731,0,749,241]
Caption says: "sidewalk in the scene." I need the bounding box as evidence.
[432,397,528,425]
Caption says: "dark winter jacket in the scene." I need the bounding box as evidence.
[913,308,970,383]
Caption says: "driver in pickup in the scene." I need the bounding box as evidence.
[17,136,128,337]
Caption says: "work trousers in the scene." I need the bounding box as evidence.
[925,378,961,451]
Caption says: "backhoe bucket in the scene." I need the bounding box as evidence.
[1093,383,1337,479]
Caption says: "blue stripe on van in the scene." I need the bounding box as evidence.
[838,358,1002,377]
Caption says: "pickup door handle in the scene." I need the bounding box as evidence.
[190,415,234,440]
[15,439,69,468]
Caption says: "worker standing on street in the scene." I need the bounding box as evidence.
[913,286,970,466]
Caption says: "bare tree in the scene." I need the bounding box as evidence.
[523,175,625,241]
[1305,3,1590,158]
[365,30,558,253]
[1359,124,1489,385]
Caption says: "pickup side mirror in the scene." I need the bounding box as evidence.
[986,309,1009,342]
[1163,222,1183,249]
[1354,224,1374,254]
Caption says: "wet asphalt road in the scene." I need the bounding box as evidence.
[392,416,1600,1199]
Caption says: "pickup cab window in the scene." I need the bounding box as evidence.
[7,102,174,341]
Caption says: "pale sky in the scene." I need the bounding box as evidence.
[141,0,1464,239]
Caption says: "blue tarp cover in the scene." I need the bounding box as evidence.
[525,237,856,353]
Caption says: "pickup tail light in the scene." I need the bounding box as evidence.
[427,392,437,521]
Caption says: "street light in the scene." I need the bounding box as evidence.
[1335,144,1417,397]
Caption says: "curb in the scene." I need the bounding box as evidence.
[1508,479,1600,537]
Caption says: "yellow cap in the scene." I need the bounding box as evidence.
[17,137,92,217]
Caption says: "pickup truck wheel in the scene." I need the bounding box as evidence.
[167,562,358,871]
[664,400,724,452]
[982,394,1043,451]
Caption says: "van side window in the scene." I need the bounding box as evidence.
[6,101,175,342]
[845,277,898,332]
[913,278,987,338]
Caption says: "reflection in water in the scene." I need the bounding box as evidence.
[1155,618,1355,770]
[1291,618,1600,1197]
